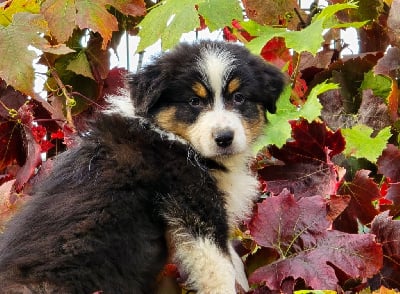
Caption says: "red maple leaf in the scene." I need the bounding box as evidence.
[0,82,47,191]
[261,37,292,70]
[377,144,400,182]
[257,120,345,199]
[194,5,207,31]
[31,125,47,143]
[369,211,400,290]
[376,144,400,216]
[270,119,345,162]
[248,190,383,292]
[31,125,56,153]
[50,129,64,140]
[0,80,28,170]
[223,20,254,42]
[334,169,384,233]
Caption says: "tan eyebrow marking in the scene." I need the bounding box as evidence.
[227,78,241,94]
[192,82,208,99]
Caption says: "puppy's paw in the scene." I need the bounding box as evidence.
[230,244,249,292]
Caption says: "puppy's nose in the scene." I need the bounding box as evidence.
[214,130,234,148]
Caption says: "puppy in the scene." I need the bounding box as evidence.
[0,41,284,294]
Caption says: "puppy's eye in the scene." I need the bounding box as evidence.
[188,97,201,107]
[232,93,246,105]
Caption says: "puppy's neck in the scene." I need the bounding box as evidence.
[210,150,259,229]
[213,150,253,172]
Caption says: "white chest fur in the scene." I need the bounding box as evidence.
[212,154,259,230]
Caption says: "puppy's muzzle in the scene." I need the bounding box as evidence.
[213,129,234,148]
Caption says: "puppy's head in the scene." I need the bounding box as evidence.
[129,41,285,159]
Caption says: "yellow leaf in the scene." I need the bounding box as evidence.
[0,0,40,26]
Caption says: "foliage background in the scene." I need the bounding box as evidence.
[0,0,400,293]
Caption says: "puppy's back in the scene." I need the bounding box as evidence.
[0,113,225,293]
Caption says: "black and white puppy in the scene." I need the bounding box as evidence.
[0,41,284,294]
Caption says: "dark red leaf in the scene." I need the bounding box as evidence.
[86,33,111,81]
[337,169,381,226]
[0,80,29,169]
[0,121,25,170]
[259,161,339,200]
[377,144,400,182]
[358,89,391,133]
[373,47,400,79]
[258,120,345,199]
[101,67,129,99]
[369,211,400,290]
[13,125,42,192]
[0,79,27,118]
[268,120,345,163]
[377,145,400,216]
[371,211,400,262]
[310,53,383,116]
[248,191,382,291]
[18,103,34,125]
[386,183,400,217]
[327,194,351,222]
[250,190,330,251]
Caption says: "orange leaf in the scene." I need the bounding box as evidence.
[388,78,400,122]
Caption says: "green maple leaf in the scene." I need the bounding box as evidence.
[243,1,367,55]
[137,0,199,52]
[137,0,242,52]
[197,0,242,32]
[66,50,95,80]
[41,0,119,49]
[259,85,297,149]
[360,70,392,99]
[301,81,339,122]
[342,125,392,163]
[255,81,337,149]
[0,13,48,96]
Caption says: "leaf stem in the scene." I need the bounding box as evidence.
[47,67,75,130]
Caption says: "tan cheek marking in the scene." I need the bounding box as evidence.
[242,105,266,143]
[192,82,208,99]
[155,107,191,141]
[227,78,241,94]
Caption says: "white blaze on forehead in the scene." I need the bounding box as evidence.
[197,46,236,110]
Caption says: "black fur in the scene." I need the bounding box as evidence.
[0,114,228,293]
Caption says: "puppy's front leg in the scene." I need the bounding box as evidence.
[169,230,237,294]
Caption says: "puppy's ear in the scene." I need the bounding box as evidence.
[261,63,286,114]
[251,57,286,114]
[128,63,167,116]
